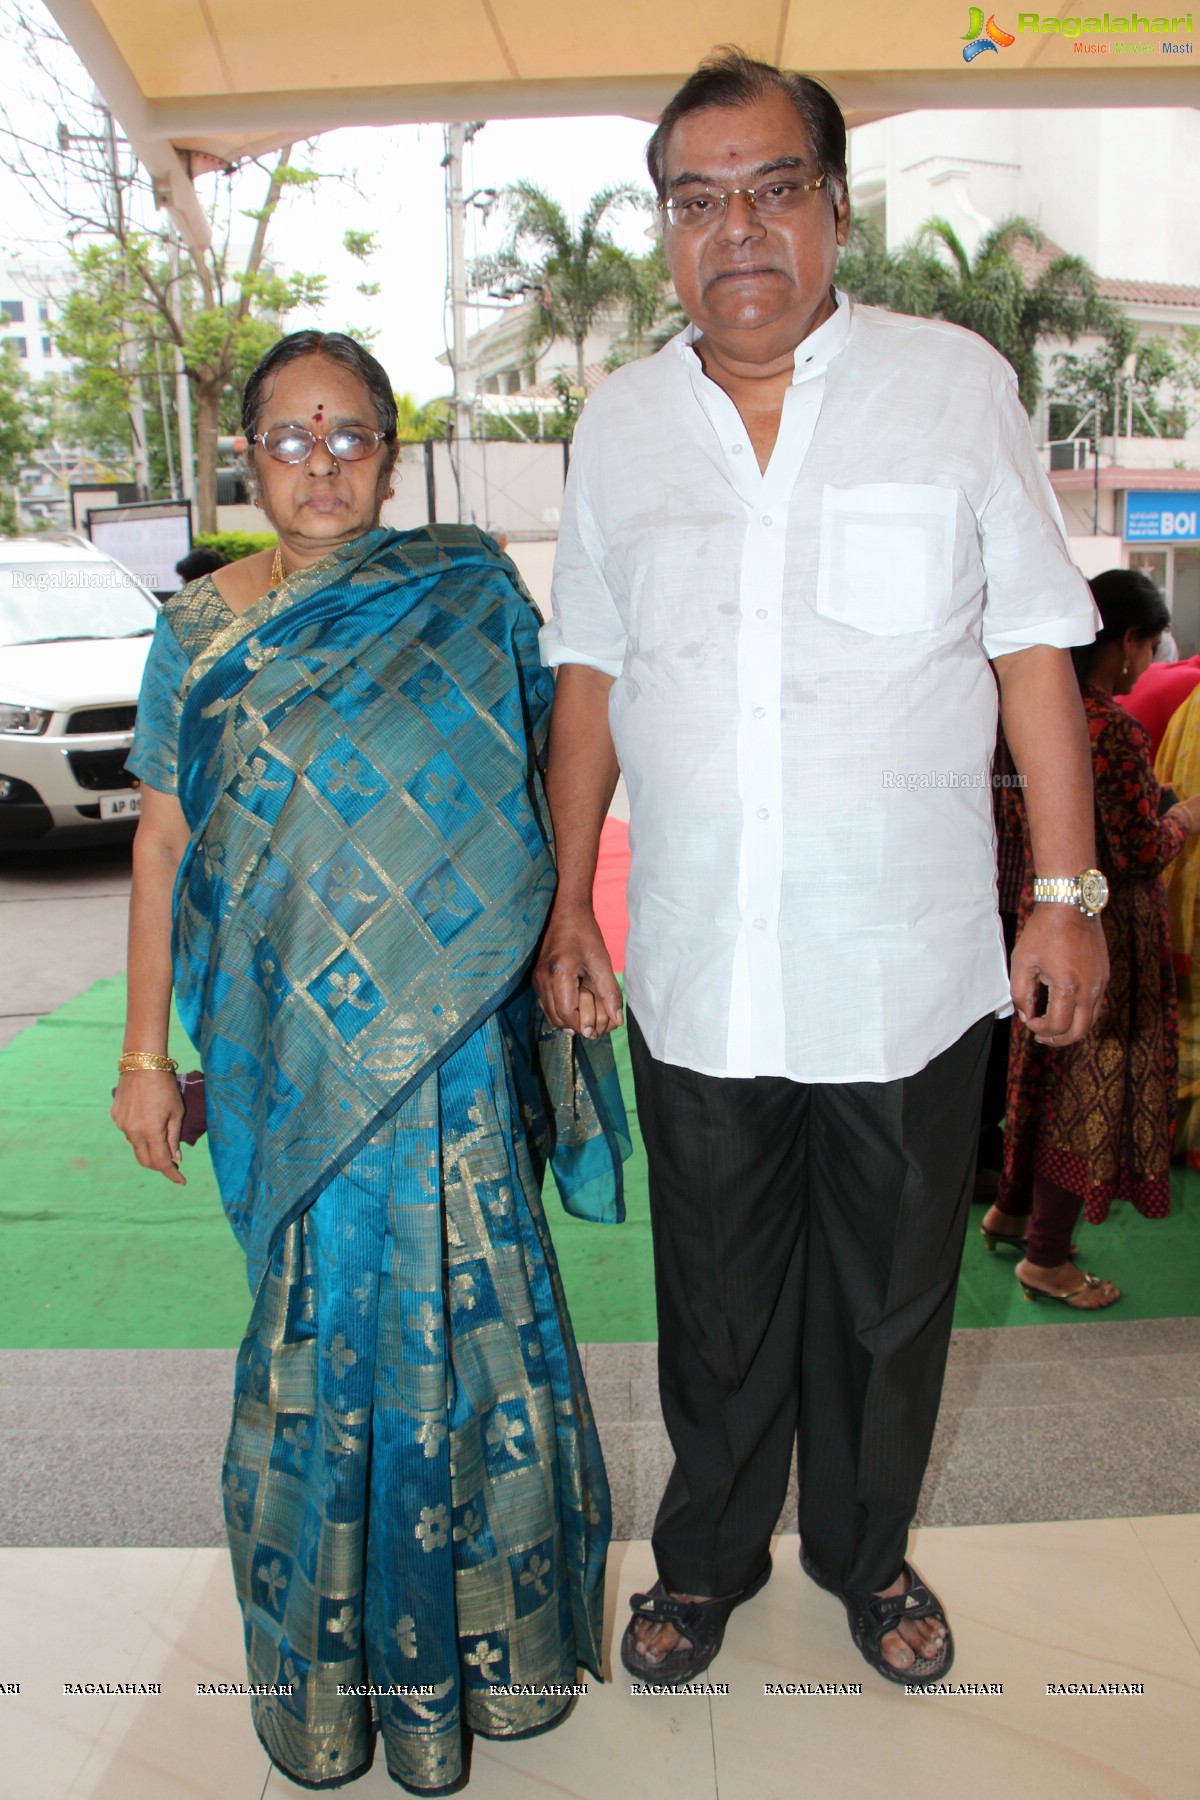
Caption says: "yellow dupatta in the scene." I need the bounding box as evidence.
[1156,687,1200,1134]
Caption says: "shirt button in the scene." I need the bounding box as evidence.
[756,807,769,820]
[753,705,766,719]
[761,514,773,527]
[753,916,767,930]
[755,608,768,620]
[731,443,743,454]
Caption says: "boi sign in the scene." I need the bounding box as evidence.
[1125,492,1200,543]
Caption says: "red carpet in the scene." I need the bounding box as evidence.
[593,817,631,974]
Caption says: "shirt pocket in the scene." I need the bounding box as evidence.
[815,482,958,636]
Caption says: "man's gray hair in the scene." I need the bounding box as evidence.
[646,47,848,208]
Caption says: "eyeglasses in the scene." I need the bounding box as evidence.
[659,174,827,232]
[249,425,389,464]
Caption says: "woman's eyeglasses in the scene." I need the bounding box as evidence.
[250,425,389,464]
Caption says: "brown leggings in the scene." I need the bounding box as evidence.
[1000,1171,1084,1268]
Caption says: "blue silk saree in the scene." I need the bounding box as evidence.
[133,526,627,1794]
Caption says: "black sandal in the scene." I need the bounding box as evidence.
[619,1561,771,1684]
[839,1560,954,1687]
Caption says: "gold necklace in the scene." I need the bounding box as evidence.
[270,545,285,588]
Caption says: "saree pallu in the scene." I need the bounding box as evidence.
[1156,689,1200,1168]
[163,527,626,1792]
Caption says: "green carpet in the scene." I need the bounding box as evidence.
[0,976,656,1348]
[955,1181,1200,1325]
[1,975,1197,1347]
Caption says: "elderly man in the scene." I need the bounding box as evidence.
[535,49,1107,1688]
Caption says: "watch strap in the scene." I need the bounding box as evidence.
[1032,876,1081,906]
[1032,870,1108,916]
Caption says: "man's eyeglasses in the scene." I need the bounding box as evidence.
[659,174,828,232]
[249,425,389,464]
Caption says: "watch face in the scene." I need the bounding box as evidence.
[1080,869,1109,913]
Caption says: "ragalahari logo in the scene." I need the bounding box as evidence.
[962,8,1017,57]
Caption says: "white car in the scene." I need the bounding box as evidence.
[0,537,159,848]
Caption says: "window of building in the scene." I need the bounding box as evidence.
[0,300,25,324]
[37,301,49,324]
[8,336,27,358]
[1130,545,1200,658]
[1173,549,1200,658]
[1129,549,1168,593]
[42,336,52,358]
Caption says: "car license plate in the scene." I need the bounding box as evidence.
[100,792,141,821]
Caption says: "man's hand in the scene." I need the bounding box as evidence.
[995,644,1106,1046]
[534,898,624,1038]
[1010,906,1109,1046]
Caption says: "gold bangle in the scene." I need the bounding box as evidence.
[117,1052,179,1073]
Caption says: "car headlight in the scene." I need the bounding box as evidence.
[0,703,52,735]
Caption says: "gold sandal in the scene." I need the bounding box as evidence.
[981,1224,1026,1252]
[1019,1270,1120,1310]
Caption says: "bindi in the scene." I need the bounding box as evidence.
[312,403,324,422]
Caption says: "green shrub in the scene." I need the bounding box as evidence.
[194,529,277,562]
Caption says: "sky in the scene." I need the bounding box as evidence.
[0,31,661,408]
[0,4,1193,410]
[261,115,660,403]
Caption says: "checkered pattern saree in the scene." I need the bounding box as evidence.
[148,526,624,1790]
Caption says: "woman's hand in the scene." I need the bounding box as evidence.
[1167,795,1200,836]
[116,786,191,1184]
[111,1069,187,1185]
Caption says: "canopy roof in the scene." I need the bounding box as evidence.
[43,1,1195,248]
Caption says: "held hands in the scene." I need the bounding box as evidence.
[533,898,624,1039]
[1011,906,1109,1047]
[111,1070,187,1185]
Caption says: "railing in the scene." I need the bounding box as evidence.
[1041,438,1093,472]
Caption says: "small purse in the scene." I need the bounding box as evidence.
[177,1070,207,1145]
[112,1070,207,1147]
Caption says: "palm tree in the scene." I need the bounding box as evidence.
[607,237,688,362]
[484,181,651,390]
[838,215,1118,413]
[392,391,450,442]
[919,217,1117,412]
[833,216,947,320]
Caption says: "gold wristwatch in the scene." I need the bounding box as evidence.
[1031,869,1109,918]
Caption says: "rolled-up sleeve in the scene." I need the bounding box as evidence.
[540,422,628,678]
[978,365,1099,659]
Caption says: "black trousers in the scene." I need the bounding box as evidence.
[627,1010,992,1599]
[977,911,1019,1173]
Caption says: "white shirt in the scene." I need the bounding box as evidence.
[541,297,1098,1083]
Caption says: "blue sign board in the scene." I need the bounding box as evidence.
[1125,490,1200,544]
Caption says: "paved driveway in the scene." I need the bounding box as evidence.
[0,842,131,1048]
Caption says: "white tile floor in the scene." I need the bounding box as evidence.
[3,1519,1198,1800]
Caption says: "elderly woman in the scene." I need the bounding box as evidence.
[112,331,625,1794]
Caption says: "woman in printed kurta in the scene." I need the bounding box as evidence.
[112,333,626,1794]
[982,570,1200,1308]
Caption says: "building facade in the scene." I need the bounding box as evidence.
[848,106,1200,647]
[0,259,73,385]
